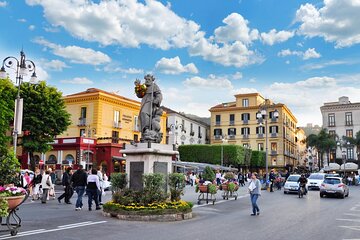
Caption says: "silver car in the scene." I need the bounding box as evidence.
[283,174,301,194]
[320,177,349,198]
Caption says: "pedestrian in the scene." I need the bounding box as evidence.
[48,168,56,200]
[248,172,261,216]
[269,169,275,192]
[71,165,88,211]
[86,168,101,211]
[40,170,53,204]
[97,166,104,205]
[23,171,31,189]
[58,167,73,204]
[238,173,245,186]
[31,168,42,201]
[216,170,222,185]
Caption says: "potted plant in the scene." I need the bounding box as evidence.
[0,149,26,217]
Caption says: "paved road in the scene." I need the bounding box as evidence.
[1,185,360,240]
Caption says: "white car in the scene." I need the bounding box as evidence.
[284,175,301,194]
[306,173,326,190]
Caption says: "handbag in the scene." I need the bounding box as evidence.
[46,176,51,186]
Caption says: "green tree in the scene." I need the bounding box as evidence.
[19,81,71,170]
[0,78,16,154]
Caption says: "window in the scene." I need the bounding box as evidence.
[114,110,120,125]
[214,128,222,137]
[228,128,236,136]
[241,127,250,135]
[81,107,87,118]
[134,134,139,142]
[80,129,86,137]
[346,129,353,138]
[242,99,249,107]
[243,143,249,148]
[215,115,221,125]
[256,126,265,134]
[271,142,277,151]
[258,143,264,151]
[328,113,335,127]
[112,131,119,144]
[345,112,353,126]
[229,114,235,125]
[241,113,250,121]
[347,147,354,159]
[190,123,194,133]
[198,126,202,138]
[269,126,279,134]
[134,115,139,131]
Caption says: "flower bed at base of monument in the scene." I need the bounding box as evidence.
[103,200,193,221]
[104,173,193,221]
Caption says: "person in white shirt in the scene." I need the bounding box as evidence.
[40,170,53,204]
[86,169,101,211]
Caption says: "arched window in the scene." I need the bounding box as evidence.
[62,154,74,165]
[46,154,57,164]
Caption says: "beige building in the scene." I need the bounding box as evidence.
[295,127,307,167]
[209,93,298,171]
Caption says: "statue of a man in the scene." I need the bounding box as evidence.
[135,74,163,143]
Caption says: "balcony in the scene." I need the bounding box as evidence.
[270,133,278,138]
[228,135,236,140]
[270,151,278,155]
[229,120,235,126]
[345,121,353,126]
[78,118,87,126]
[242,135,249,139]
[113,121,122,129]
[328,123,336,127]
[271,118,278,123]
[242,119,248,124]
[190,131,195,136]
[214,135,222,140]
[257,134,264,138]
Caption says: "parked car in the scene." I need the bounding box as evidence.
[306,173,326,190]
[20,169,34,181]
[283,174,301,194]
[320,177,349,198]
[325,173,340,178]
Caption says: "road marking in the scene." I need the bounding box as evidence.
[0,221,107,239]
[350,207,360,211]
[339,225,360,231]
[344,213,360,217]
[337,219,360,223]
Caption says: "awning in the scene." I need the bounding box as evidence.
[112,156,126,161]
[340,162,358,170]
[329,163,340,170]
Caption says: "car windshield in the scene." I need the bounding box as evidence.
[323,178,341,184]
[287,176,300,182]
[308,174,324,180]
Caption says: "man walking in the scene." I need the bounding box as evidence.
[71,165,87,210]
[58,167,73,204]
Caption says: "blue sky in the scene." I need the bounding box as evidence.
[1,0,360,126]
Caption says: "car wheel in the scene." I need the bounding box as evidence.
[320,193,324,198]
[284,191,287,194]
[346,191,349,197]
[341,194,345,199]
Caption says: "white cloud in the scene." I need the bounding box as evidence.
[103,64,143,74]
[155,56,198,74]
[0,1,7,7]
[285,60,290,64]
[60,77,93,85]
[278,48,321,60]
[29,25,36,31]
[301,60,355,70]
[33,37,111,65]
[232,72,243,80]
[295,1,360,48]
[183,74,233,89]
[303,48,321,60]
[214,13,259,44]
[260,29,294,45]
[41,59,69,71]
[18,18,27,22]
[231,87,258,95]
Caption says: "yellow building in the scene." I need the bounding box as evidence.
[209,93,298,171]
[43,88,166,174]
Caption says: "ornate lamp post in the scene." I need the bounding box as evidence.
[0,50,37,155]
[169,121,184,171]
[337,139,350,177]
[256,100,279,185]
[221,135,228,167]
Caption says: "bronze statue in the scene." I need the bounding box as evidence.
[134,74,163,143]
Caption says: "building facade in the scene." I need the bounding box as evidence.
[320,96,360,163]
[162,106,209,146]
[28,88,166,175]
[209,93,298,171]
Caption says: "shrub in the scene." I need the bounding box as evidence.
[207,184,217,194]
[168,173,186,202]
[224,172,235,180]
[110,173,127,193]
[203,166,215,182]
[141,173,168,205]
[0,149,21,186]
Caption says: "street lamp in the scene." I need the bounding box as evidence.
[169,121,184,172]
[256,101,279,185]
[337,139,350,177]
[221,135,228,168]
[0,50,37,155]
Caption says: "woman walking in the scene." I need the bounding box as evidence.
[248,172,261,216]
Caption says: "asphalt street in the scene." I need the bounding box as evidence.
[1,185,360,240]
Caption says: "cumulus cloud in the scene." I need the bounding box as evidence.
[60,77,93,85]
[214,13,259,44]
[232,72,243,80]
[278,48,321,60]
[183,74,233,89]
[18,18,27,22]
[29,25,36,31]
[301,59,357,71]
[0,1,7,7]
[260,29,294,45]
[295,1,360,48]
[41,59,69,71]
[155,56,198,74]
[103,64,143,74]
[33,37,111,65]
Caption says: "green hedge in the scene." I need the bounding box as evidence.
[178,144,246,166]
[250,150,266,167]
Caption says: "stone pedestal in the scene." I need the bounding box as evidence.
[121,143,178,190]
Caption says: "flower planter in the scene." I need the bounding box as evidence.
[198,185,208,193]
[2,195,25,210]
